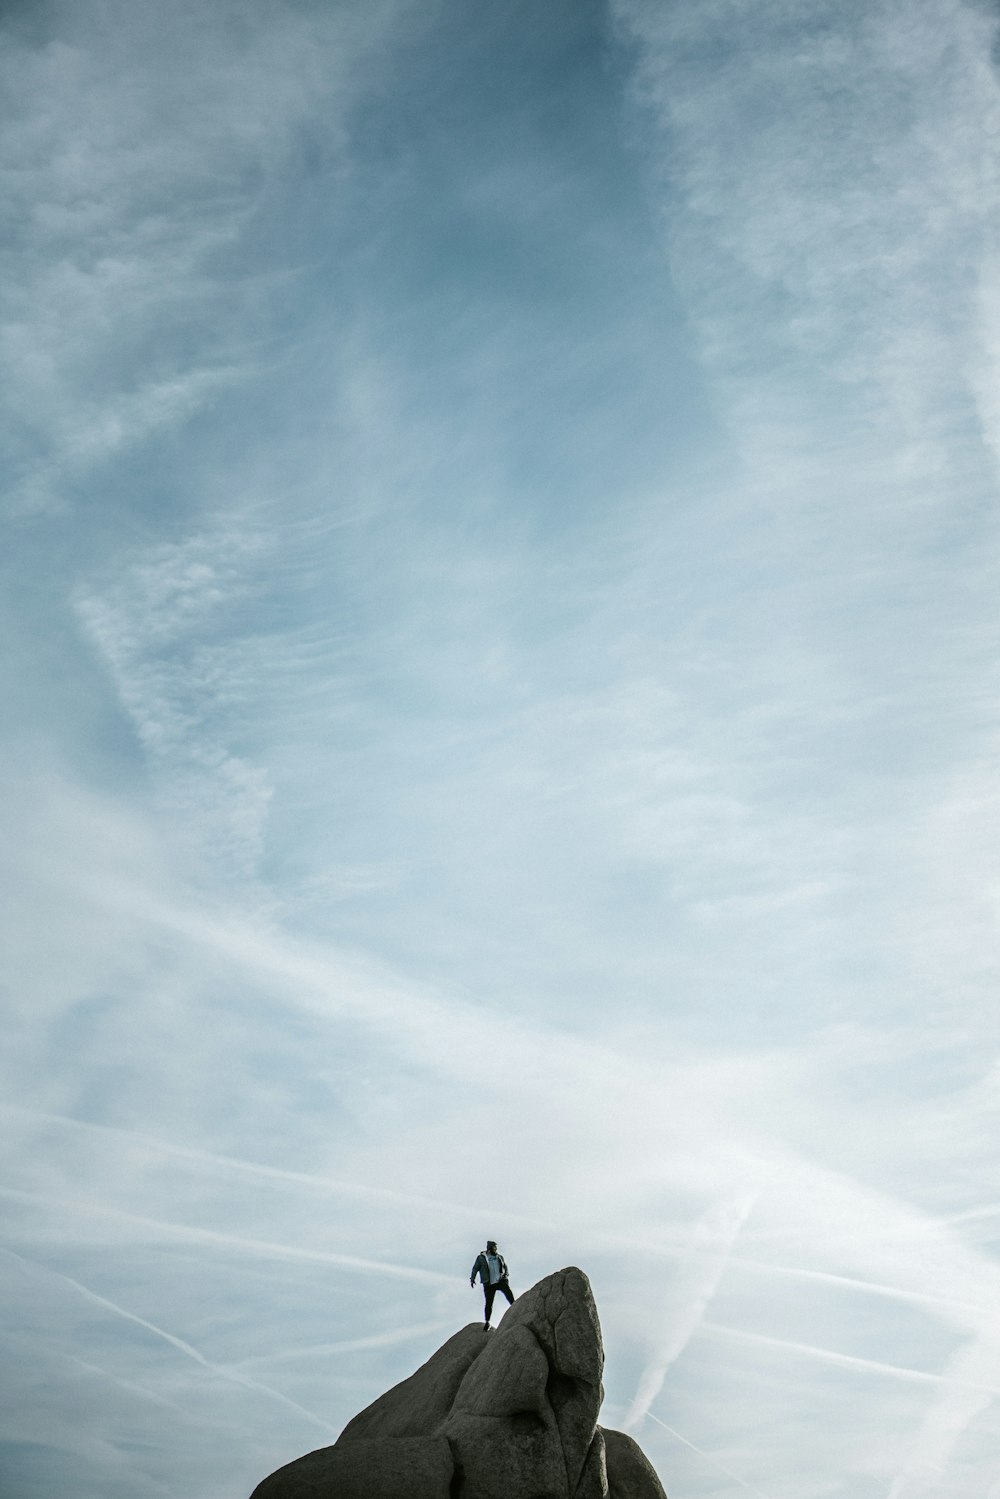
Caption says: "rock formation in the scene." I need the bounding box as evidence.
[250,1266,667,1499]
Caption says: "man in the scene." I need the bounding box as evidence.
[470,1240,514,1330]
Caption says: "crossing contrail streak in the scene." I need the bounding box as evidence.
[647,1413,775,1499]
[622,1192,756,1432]
[728,1253,992,1318]
[701,1320,1000,1397]
[0,1101,484,1216]
[0,1247,338,1437]
[0,1186,454,1285]
[64,1352,186,1413]
[232,1320,454,1371]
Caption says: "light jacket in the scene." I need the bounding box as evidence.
[471,1251,508,1287]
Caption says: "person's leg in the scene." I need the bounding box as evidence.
[498,1279,514,1306]
[483,1283,496,1327]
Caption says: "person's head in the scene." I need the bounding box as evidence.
[486,1240,497,1253]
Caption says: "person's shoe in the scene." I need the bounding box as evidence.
[483,1322,490,1331]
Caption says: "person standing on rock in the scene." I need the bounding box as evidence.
[470,1240,514,1329]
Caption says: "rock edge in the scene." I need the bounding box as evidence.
[251,1266,667,1499]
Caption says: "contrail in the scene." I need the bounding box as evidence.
[0,1114,698,1270]
[885,1336,1000,1499]
[232,1320,454,1371]
[64,1352,185,1413]
[727,1254,993,1319]
[646,1413,775,1499]
[0,1186,454,1285]
[741,1201,1000,1239]
[10,1107,996,1326]
[701,1320,1000,1397]
[1,1247,338,1436]
[622,1192,757,1432]
[0,1101,487,1218]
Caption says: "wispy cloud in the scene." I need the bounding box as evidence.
[614,0,1000,480]
[0,0,410,513]
[74,528,276,879]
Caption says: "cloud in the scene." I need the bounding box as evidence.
[613,0,1000,484]
[0,0,412,513]
[74,528,276,879]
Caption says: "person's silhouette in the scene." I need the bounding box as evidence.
[470,1240,514,1330]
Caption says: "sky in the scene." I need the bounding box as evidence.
[2,0,1000,1496]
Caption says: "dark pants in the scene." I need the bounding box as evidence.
[483,1278,514,1322]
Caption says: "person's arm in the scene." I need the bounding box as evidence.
[470,1255,481,1286]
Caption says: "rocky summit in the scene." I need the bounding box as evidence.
[250,1266,667,1499]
